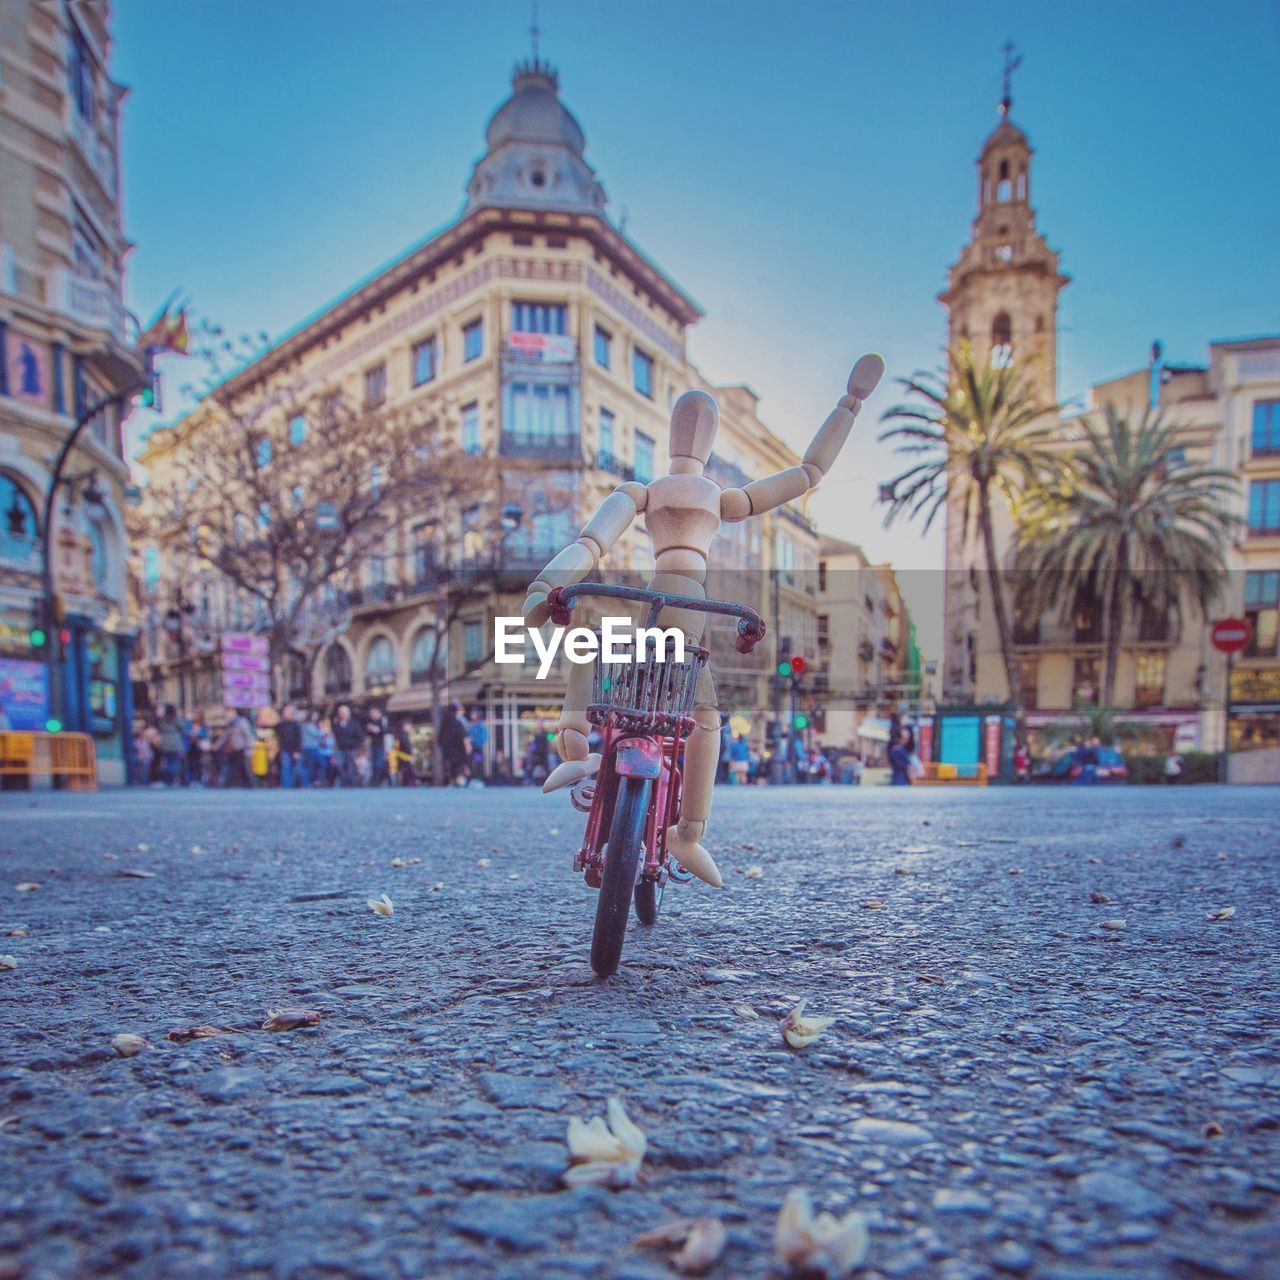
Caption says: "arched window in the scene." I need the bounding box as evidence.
[323,644,352,696]
[409,627,445,685]
[1,473,38,565]
[285,652,309,701]
[990,312,1014,368]
[87,519,110,593]
[1016,170,1026,200]
[997,159,1011,202]
[364,635,397,691]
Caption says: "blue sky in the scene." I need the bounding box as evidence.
[113,0,1280,653]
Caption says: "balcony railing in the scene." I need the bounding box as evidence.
[596,450,634,480]
[499,432,583,462]
[57,271,132,346]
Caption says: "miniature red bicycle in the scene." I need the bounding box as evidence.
[546,582,766,977]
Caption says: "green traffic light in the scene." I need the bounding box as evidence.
[45,717,62,733]
[139,386,156,408]
[30,627,46,648]
[793,713,809,730]
[777,660,792,678]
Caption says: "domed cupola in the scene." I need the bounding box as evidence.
[465,60,607,216]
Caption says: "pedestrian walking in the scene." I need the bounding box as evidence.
[317,715,335,786]
[156,705,184,786]
[467,707,488,782]
[276,704,303,789]
[728,734,750,785]
[366,705,390,786]
[332,704,363,786]
[1163,751,1184,784]
[214,709,255,788]
[888,727,913,786]
[391,719,415,786]
[439,701,468,785]
[301,711,323,786]
[524,719,550,786]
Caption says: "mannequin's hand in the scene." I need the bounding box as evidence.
[521,591,550,628]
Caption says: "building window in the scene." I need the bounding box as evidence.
[462,401,480,453]
[464,620,484,666]
[1245,571,1279,656]
[255,436,272,467]
[1248,479,1280,535]
[512,302,567,335]
[1072,656,1099,705]
[409,627,443,684]
[289,414,307,445]
[365,363,387,408]
[594,326,612,369]
[1133,653,1166,709]
[87,520,109,591]
[412,336,438,386]
[632,348,654,398]
[990,312,1013,368]
[508,382,573,441]
[817,614,829,650]
[258,502,271,532]
[291,485,304,515]
[364,636,397,690]
[1252,400,1280,456]
[1017,656,1039,710]
[634,430,655,483]
[1,474,38,564]
[68,25,94,123]
[413,521,437,580]
[599,406,615,456]
[463,319,484,362]
[323,645,352,695]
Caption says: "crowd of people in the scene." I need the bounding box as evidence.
[133,701,888,790]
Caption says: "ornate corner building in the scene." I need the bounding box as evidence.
[0,0,142,782]
[135,58,854,768]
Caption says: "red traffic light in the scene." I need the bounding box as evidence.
[789,655,807,676]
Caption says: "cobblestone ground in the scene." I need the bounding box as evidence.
[1,784,1278,1280]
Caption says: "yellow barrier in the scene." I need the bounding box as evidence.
[0,731,97,790]
[918,760,988,786]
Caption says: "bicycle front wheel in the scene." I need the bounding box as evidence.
[591,775,651,978]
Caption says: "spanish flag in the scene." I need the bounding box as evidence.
[139,294,191,355]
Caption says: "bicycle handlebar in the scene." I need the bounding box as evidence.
[546,582,767,654]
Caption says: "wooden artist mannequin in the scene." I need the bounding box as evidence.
[521,353,885,889]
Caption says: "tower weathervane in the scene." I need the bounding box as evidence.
[1000,41,1021,117]
[530,0,541,61]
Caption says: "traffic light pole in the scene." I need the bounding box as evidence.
[39,374,147,730]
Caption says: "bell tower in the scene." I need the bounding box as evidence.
[939,47,1068,407]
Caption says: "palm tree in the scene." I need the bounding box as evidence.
[879,341,1059,714]
[1015,404,1237,707]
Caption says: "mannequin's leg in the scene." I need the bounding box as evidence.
[664,664,722,887]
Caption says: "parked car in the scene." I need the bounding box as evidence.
[1037,746,1128,783]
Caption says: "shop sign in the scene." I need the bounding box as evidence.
[0,657,50,729]
[507,332,575,364]
[221,632,269,656]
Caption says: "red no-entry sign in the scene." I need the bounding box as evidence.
[1211,617,1252,654]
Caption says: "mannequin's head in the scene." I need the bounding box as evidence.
[667,389,719,473]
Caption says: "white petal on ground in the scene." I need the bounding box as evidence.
[673,1217,727,1275]
[0,955,17,971]
[367,894,394,916]
[775,1188,869,1278]
[780,999,836,1049]
[111,1033,147,1057]
[564,1096,646,1188]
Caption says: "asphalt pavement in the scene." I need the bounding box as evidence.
[1,783,1277,1280]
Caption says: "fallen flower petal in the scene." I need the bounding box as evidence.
[165,1025,247,1043]
[1206,907,1236,922]
[781,999,835,1049]
[634,1218,696,1248]
[115,868,157,879]
[674,1217,727,1275]
[564,1096,646,1189]
[1100,919,1126,931]
[508,873,520,880]
[733,1003,761,1020]
[893,868,914,876]
[262,1008,322,1032]
[390,857,407,868]
[1203,1120,1224,1138]
[0,955,16,971]
[775,1187,869,1278]
[1089,891,1111,904]
[1007,868,1022,876]
[5,928,27,938]
[476,858,490,868]
[367,894,394,916]
[862,900,885,910]
[430,882,444,892]
[14,884,39,893]
[900,845,929,855]
[111,1033,147,1057]
[1087,856,1101,864]
[745,865,763,879]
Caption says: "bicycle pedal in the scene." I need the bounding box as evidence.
[570,779,595,813]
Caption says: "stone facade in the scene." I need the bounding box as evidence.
[0,0,142,782]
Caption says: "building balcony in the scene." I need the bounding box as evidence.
[595,450,634,481]
[499,432,583,463]
[69,110,120,199]
[780,505,816,534]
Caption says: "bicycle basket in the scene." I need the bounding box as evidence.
[588,633,708,733]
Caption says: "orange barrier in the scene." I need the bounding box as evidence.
[918,760,988,786]
[0,731,97,790]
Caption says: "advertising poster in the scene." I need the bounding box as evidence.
[0,657,50,730]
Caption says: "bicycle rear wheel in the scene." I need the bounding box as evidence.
[591,775,651,977]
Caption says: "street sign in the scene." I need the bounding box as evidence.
[1211,617,1252,655]
[221,632,269,656]
[220,652,270,674]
